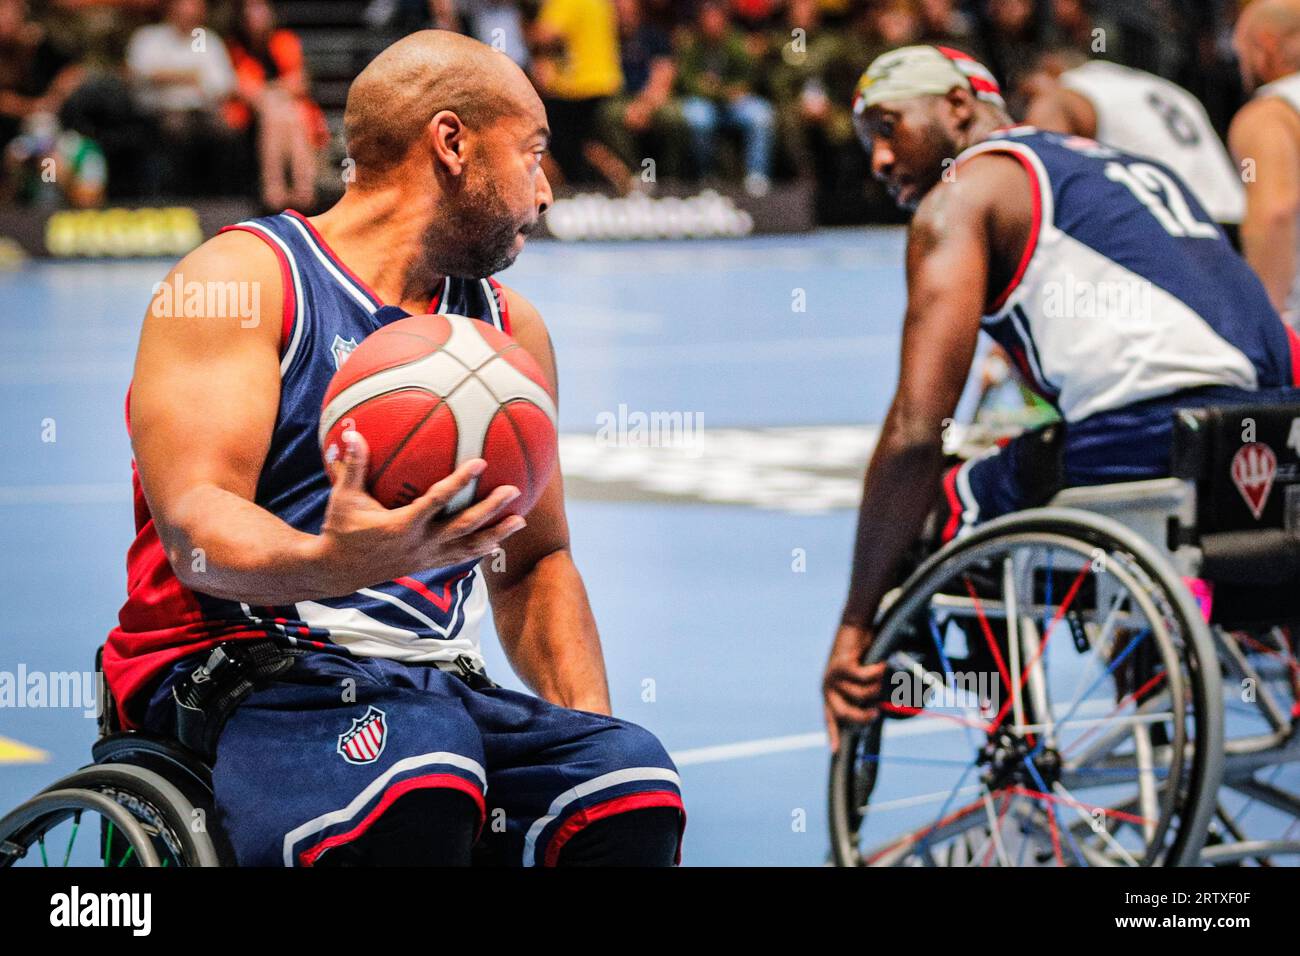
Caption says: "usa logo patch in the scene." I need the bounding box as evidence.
[337,706,388,765]
[330,334,359,371]
[1230,442,1277,520]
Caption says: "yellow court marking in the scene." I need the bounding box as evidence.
[0,735,49,764]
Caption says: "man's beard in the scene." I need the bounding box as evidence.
[430,171,532,279]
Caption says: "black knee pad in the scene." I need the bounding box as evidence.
[314,787,480,867]
[554,806,682,867]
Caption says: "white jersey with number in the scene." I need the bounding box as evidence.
[1060,60,1244,224]
[1254,72,1300,322]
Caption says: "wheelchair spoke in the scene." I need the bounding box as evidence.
[831,519,1217,868]
[62,811,80,867]
[1003,558,1027,737]
[1054,627,1154,737]
[989,563,1090,736]
[1023,757,1084,865]
[963,575,1013,707]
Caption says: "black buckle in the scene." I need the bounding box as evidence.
[452,655,496,690]
[172,640,299,759]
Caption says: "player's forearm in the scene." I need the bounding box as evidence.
[841,419,946,630]
[490,549,611,714]
[159,483,345,604]
[1241,206,1298,314]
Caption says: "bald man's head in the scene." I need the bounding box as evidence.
[344,30,542,177]
[1237,0,1300,88]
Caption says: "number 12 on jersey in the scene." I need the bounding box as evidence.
[1104,160,1219,239]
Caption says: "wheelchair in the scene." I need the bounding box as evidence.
[0,649,231,867]
[829,398,1300,867]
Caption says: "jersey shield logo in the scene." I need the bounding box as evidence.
[337,706,388,764]
[330,334,359,371]
[1230,442,1278,520]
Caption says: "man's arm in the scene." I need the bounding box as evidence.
[823,157,1007,747]
[1230,97,1300,315]
[132,230,525,606]
[483,287,611,715]
[1023,85,1096,137]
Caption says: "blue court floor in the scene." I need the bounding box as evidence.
[2,229,1295,866]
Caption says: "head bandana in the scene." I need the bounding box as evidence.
[853,45,1005,116]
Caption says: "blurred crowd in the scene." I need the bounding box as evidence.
[0,0,1258,223]
[1,0,325,210]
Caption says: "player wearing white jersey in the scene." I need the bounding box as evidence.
[1024,50,1244,225]
[1232,0,1300,325]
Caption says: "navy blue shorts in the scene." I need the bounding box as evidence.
[938,385,1300,540]
[143,652,684,867]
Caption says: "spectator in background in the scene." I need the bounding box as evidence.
[3,109,106,207]
[0,0,85,158]
[600,0,686,187]
[529,0,626,188]
[873,0,921,51]
[980,0,1047,113]
[459,0,530,66]
[224,0,326,211]
[1047,0,1120,61]
[917,0,987,60]
[126,0,241,196]
[767,0,847,195]
[678,0,775,196]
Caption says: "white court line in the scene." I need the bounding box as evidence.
[670,699,1121,768]
[670,719,958,767]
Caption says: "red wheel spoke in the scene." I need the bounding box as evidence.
[1062,669,1168,758]
[990,564,1090,734]
[965,576,1013,696]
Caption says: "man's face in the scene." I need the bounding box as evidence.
[855,97,959,211]
[433,102,553,278]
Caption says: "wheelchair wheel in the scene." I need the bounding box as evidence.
[1197,624,1300,865]
[0,789,160,867]
[829,508,1223,867]
[0,763,221,867]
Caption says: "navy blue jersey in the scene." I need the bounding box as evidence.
[107,210,511,723]
[956,128,1299,422]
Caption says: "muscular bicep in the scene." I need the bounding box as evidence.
[129,231,284,531]
[485,286,571,590]
[892,169,998,431]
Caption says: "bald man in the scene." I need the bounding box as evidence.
[103,31,683,867]
[1232,0,1300,324]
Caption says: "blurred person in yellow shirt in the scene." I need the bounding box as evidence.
[530,0,625,187]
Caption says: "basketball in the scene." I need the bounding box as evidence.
[318,314,558,515]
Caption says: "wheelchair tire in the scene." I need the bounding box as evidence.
[42,763,222,867]
[829,507,1223,867]
[0,788,162,867]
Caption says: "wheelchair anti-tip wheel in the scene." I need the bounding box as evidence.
[829,509,1223,867]
[0,763,221,867]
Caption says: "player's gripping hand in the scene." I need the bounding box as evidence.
[316,429,526,593]
[823,623,888,751]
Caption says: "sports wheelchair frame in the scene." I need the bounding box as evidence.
[829,400,1300,866]
[0,650,230,867]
